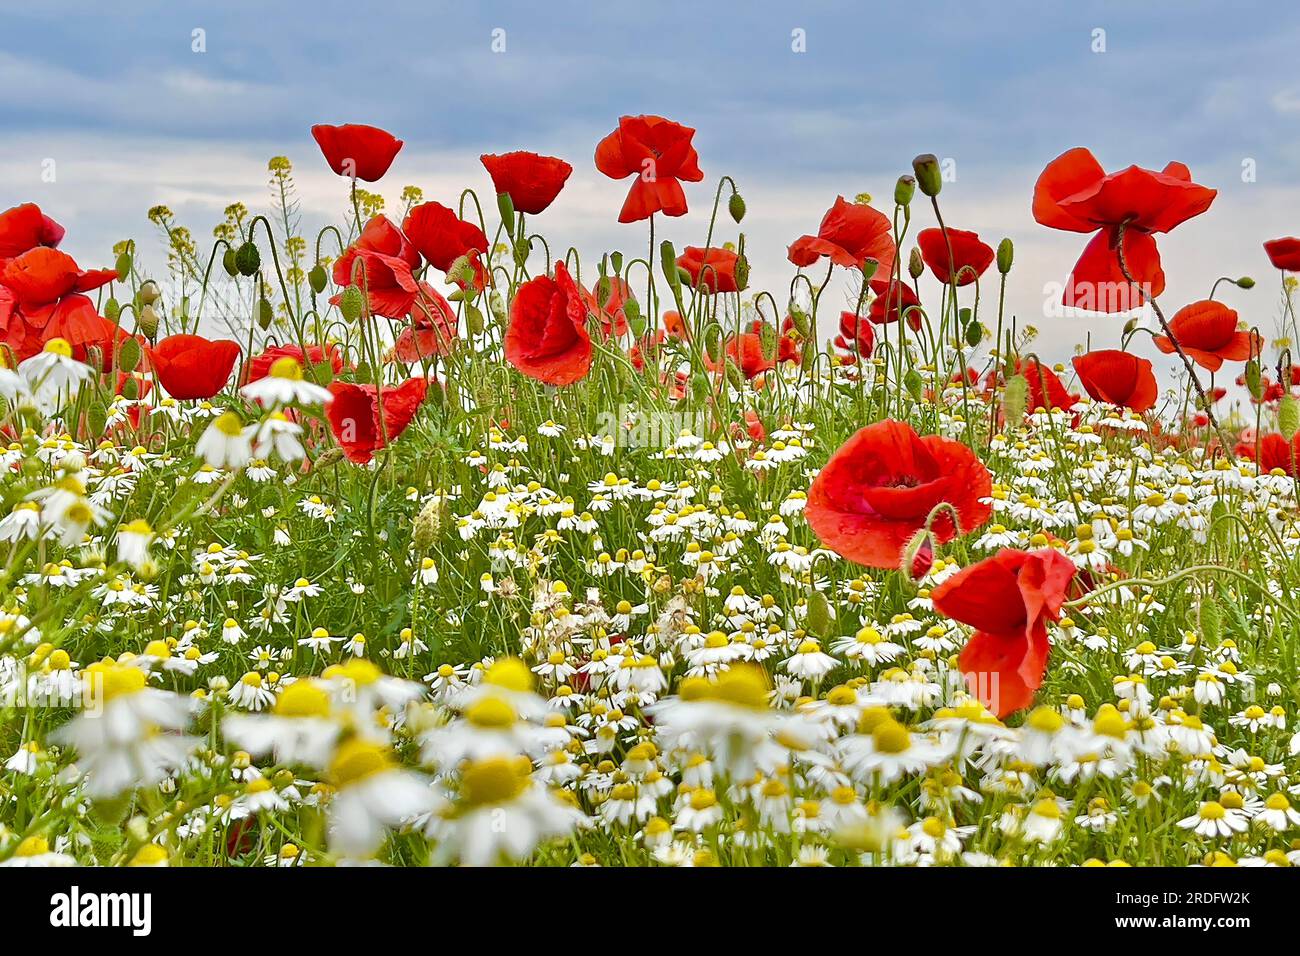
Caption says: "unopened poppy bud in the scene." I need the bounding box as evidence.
[1198,596,1222,645]
[1244,359,1263,400]
[734,253,750,291]
[313,447,344,468]
[728,192,746,223]
[257,297,274,330]
[806,590,831,636]
[1280,394,1300,440]
[901,528,934,580]
[138,280,160,306]
[338,286,365,322]
[904,369,923,399]
[120,377,139,400]
[138,304,160,340]
[757,322,778,362]
[908,247,924,280]
[115,250,133,281]
[235,241,261,277]
[105,298,120,322]
[222,248,238,277]
[1236,276,1255,289]
[894,175,916,207]
[997,238,1014,275]
[912,154,942,197]
[489,290,508,327]
[496,191,516,234]
[465,303,485,336]
[117,336,142,373]
[308,264,328,294]
[513,237,531,268]
[1001,373,1028,427]
[413,498,441,552]
[659,240,681,291]
[788,304,810,338]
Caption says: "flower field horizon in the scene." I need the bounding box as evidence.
[2,114,1300,870]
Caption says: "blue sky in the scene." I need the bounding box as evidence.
[3,0,1299,363]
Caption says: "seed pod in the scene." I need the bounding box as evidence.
[138,280,160,306]
[728,192,746,223]
[996,238,1014,275]
[912,154,942,197]
[1002,373,1029,427]
[117,336,142,373]
[234,241,261,277]
[806,590,831,637]
[138,304,160,339]
[339,286,365,322]
[1280,394,1300,440]
[908,247,924,280]
[257,297,274,330]
[308,264,328,294]
[894,175,916,207]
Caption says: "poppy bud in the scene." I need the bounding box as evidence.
[1280,394,1300,440]
[734,254,750,291]
[339,286,365,322]
[728,192,746,224]
[308,264,328,294]
[115,250,133,282]
[690,370,711,402]
[138,281,160,306]
[465,303,485,336]
[623,298,644,336]
[235,241,261,277]
[1244,359,1263,400]
[257,297,274,330]
[912,154,942,197]
[1001,373,1028,427]
[513,238,531,268]
[1236,276,1255,289]
[119,377,139,401]
[105,298,120,323]
[659,241,682,291]
[489,290,508,327]
[496,192,515,234]
[222,248,238,277]
[996,238,1014,275]
[965,318,982,348]
[894,175,916,207]
[901,528,934,581]
[904,369,923,399]
[908,247,924,280]
[805,590,831,637]
[788,304,810,338]
[413,498,442,552]
[757,322,778,362]
[138,304,159,340]
[1197,594,1222,645]
[117,337,142,373]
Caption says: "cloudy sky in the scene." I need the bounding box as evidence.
[3,0,1298,370]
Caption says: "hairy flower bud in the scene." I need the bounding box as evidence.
[728,192,746,224]
[235,241,261,277]
[912,154,942,197]
[1280,394,1299,440]
[996,238,1014,275]
[894,175,916,207]
[908,247,924,280]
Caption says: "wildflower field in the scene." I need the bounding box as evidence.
[3,117,1300,870]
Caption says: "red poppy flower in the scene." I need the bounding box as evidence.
[805,420,992,570]
[836,311,874,356]
[705,332,776,380]
[248,343,345,383]
[310,124,403,182]
[1034,148,1215,313]
[326,377,429,464]
[402,202,490,275]
[2,247,116,312]
[0,203,64,264]
[931,547,1076,717]
[595,115,704,223]
[676,246,740,294]
[481,151,573,215]
[788,197,896,277]
[148,334,242,400]
[916,228,994,286]
[1264,237,1300,272]
[1153,300,1254,372]
[579,277,634,340]
[1071,350,1158,413]
[1017,359,1079,412]
[504,262,593,386]
[662,310,689,340]
[1236,433,1300,476]
[628,329,665,372]
[394,285,459,361]
[867,278,923,330]
[330,216,421,319]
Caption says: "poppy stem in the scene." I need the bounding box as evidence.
[1113,221,1232,452]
